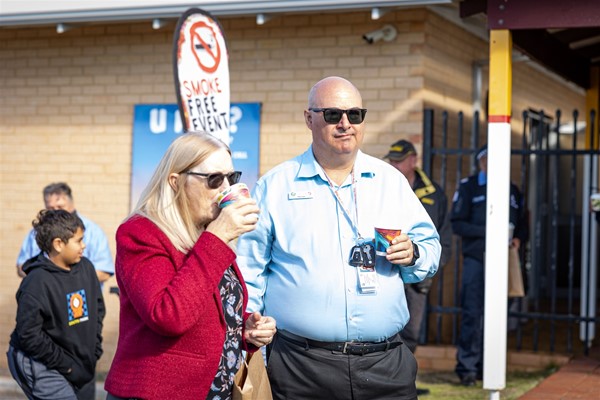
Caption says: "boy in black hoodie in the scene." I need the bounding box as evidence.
[7,209,105,400]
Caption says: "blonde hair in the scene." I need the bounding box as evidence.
[132,132,230,252]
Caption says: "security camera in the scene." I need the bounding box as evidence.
[362,24,398,44]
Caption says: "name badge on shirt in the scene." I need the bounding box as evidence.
[288,191,313,200]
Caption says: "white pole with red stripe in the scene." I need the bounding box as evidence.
[483,29,512,399]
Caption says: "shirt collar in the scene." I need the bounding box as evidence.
[297,146,375,183]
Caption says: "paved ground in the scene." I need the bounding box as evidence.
[519,355,600,400]
[0,353,598,399]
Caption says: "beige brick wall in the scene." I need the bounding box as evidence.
[0,8,586,375]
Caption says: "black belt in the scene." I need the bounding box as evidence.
[278,330,402,356]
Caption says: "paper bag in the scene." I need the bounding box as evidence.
[508,246,525,298]
[233,351,272,400]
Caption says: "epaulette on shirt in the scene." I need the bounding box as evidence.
[414,168,437,204]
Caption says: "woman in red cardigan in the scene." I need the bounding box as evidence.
[105,132,276,400]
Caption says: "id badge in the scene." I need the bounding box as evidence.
[357,265,378,294]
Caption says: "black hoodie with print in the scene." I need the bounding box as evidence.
[10,253,105,388]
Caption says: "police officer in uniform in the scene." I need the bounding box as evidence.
[451,145,527,386]
[385,140,452,351]
[385,140,452,395]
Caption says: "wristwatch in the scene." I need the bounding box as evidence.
[408,242,420,266]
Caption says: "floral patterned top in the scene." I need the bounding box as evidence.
[207,266,244,400]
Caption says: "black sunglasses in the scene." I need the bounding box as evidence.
[309,107,367,124]
[184,171,242,189]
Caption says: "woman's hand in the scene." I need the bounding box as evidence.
[206,197,260,243]
[244,311,277,348]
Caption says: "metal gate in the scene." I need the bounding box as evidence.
[421,108,600,355]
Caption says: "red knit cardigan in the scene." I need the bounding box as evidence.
[104,215,255,400]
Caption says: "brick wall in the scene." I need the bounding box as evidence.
[0,8,585,374]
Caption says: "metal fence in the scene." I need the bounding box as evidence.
[421,108,600,356]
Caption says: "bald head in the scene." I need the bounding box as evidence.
[308,76,362,109]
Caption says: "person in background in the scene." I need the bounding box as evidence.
[237,76,441,400]
[385,139,452,396]
[16,182,114,283]
[104,132,276,400]
[7,209,105,400]
[451,144,528,386]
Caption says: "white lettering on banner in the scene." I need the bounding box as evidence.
[232,151,248,160]
[150,108,167,134]
[148,108,184,134]
[230,106,242,134]
[174,110,183,133]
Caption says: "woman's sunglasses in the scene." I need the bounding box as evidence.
[309,107,367,124]
[184,171,242,189]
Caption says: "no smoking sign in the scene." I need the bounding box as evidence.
[189,21,221,73]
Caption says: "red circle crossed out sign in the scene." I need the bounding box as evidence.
[189,20,221,73]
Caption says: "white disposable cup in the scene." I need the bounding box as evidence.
[216,183,250,208]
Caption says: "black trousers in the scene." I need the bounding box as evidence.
[401,284,428,353]
[267,332,418,400]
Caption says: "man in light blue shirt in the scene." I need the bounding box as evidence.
[236,76,441,400]
[16,182,114,283]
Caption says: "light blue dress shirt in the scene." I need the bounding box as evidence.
[236,147,441,342]
[16,212,115,275]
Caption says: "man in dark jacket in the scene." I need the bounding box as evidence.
[451,145,527,386]
[7,209,105,400]
[385,139,452,395]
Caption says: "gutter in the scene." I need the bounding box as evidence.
[0,0,451,27]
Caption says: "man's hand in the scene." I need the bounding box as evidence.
[384,233,414,266]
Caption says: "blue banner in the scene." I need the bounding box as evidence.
[130,103,261,210]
